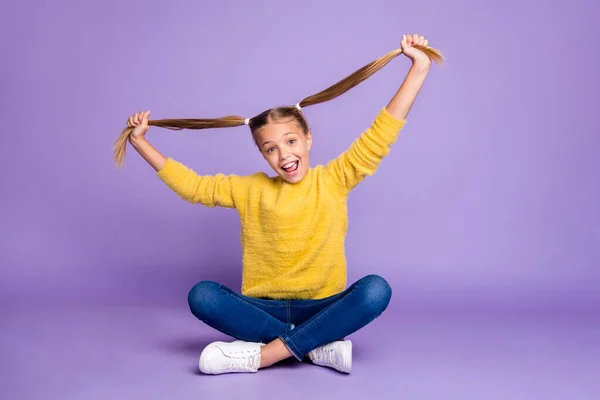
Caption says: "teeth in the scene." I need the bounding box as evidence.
[282,161,296,169]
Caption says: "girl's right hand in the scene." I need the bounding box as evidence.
[127,110,151,139]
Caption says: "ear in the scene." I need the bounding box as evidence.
[306,131,313,151]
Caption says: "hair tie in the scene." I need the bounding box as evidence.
[244,118,250,125]
[295,103,302,111]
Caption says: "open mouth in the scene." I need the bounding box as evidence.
[281,160,299,176]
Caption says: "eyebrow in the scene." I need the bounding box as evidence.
[261,132,297,147]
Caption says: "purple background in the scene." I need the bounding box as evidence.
[1,0,598,311]
[1,0,599,399]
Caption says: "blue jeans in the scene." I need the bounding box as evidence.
[187,274,392,361]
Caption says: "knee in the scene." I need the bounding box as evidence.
[358,275,392,315]
[187,281,222,321]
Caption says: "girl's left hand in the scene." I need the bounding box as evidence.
[401,34,431,66]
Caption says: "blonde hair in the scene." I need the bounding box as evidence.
[113,45,443,167]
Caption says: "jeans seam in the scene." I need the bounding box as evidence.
[278,333,304,361]
[217,286,287,328]
[287,279,365,342]
[245,300,288,308]
[238,295,288,308]
[285,296,344,308]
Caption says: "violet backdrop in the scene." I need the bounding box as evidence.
[1,0,598,312]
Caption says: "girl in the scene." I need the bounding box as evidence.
[119,33,441,375]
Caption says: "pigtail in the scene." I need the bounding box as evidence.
[112,115,245,168]
[298,45,443,108]
[114,44,443,168]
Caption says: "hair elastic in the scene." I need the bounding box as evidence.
[295,103,302,111]
[244,118,250,125]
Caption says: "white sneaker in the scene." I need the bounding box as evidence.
[199,340,263,375]
[308,340,352,373]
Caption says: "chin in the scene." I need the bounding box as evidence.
[280,171,305,184]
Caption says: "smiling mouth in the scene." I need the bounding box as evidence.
[281,160,299,174]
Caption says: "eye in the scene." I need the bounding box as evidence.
[288,139,296,145]
[266,147,275,153]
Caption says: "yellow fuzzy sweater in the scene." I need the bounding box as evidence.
[157,107,406,299]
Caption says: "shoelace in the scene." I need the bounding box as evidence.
[226,349,260,370]
[311,343,337,365]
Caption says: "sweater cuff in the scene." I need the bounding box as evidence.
[379,107,407,130]
[157,157,182,183]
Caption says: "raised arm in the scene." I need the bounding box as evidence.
[324,33,433,194]
[127,111,250,209]
[385,34,432,120]
[129,133,167,172]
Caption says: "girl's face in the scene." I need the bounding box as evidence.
[254,119,312,184]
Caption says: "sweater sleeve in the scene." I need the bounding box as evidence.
[156,157,250,209]
[323,107,406,194]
